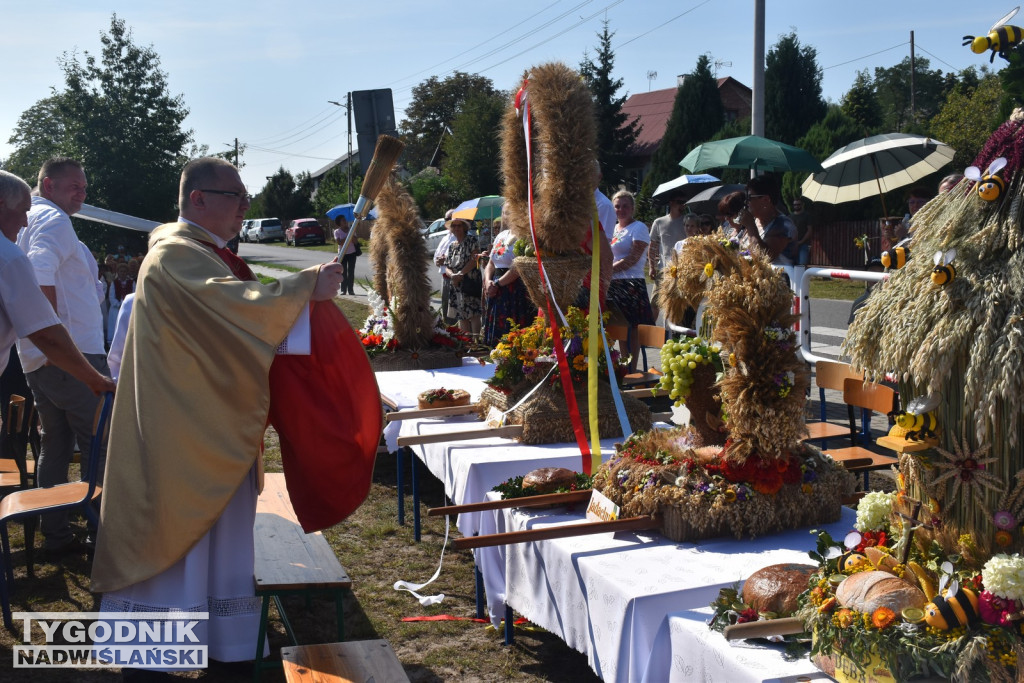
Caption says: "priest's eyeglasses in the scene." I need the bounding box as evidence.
[201,189,252,201]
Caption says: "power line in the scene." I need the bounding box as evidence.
[823,42,908,70]
[914,44,963,73]
[615,0,713,49]
[384,0,593,90]
[473,0,626,77]
[245,107,344,147]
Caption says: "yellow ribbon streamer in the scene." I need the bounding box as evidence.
[587,201,601,473]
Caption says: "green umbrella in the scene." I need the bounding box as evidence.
[452,195,504,221]
[680,135,823,174]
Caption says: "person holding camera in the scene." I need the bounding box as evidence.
[720,175,796,267]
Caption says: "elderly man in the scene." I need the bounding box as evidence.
[16,157,111,557]
[92,158,344,674]
[0,171,113,413]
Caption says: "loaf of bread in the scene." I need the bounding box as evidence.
[522,467,576,494]
[742,563,816,616]
[417,388,470,410]
[835,570,926,613]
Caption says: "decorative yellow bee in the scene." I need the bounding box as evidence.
[837,551,869,573]
[965,157,1008,202]
[964,8,1024,62]
[924,571,981,630]
[890,393,941,441]
[931,249,957,286]
[881,245,909,269]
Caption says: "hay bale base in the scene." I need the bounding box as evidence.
[482,381,651,445]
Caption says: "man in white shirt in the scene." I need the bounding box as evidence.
[17,158,111,556]
[0,170,113,395]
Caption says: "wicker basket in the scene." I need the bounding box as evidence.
[513,254,591,312]
[369,348,464,372]
[506,380,651,445]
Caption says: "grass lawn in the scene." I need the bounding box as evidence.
[0,298,597,682]
[807,276,868,301]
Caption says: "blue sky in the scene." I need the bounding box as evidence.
[0,1,996,196]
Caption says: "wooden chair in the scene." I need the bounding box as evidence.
[0,395,36,490]
[803,361,862,448]
[0,392,112,629]
[605,324,629,352]
[623,324,666,387]
[282,640,408,683]
[823,378,898,489]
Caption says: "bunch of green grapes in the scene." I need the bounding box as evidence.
[657,337,721,403]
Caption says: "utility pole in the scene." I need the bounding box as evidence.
[751,0,765,140]
[328,97,355,201]
[910,31,916,125]
[223,138,240,167]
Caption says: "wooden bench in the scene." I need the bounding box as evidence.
[254,473,353,680]
[282,640,408,683]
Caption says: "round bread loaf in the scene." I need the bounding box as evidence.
[522,467,576,494]
[417,388,470,410]
[742,563,816,616]
[835,570,926,614]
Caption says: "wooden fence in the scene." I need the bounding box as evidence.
[809,219,889,269]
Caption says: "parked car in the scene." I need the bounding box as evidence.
[422,218,448,254]
[285,218,326,246]
[238,219,253,243]
[246,218,284,243]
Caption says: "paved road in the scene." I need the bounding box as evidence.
[239,242,856,363]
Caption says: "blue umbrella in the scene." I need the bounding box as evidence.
[326,204,377,221]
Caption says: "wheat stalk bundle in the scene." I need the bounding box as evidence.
[500,62,596,255]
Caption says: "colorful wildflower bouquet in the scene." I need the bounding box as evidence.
[485,306,622,393]
[592,429,854,542]
[358,290,471,371]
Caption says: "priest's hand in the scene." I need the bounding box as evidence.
[312,263,345,300]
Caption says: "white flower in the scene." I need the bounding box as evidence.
[854,490,895,532]
[982,554,1024,601]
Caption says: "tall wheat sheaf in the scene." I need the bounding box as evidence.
[500,62,597,255]
[369,176,436,349]
[845,111,1024,558]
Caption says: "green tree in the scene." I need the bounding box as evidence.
[873,56,951,132]
[783,106,865,206]
[3,96,67,181]
[579,20,642,191]
[764,33,827,145]
[441,91,505,200]
[999,43,1024,115]
[930,74,1004,169]
[312,163,364,218]
[254,168,313,225]
[399,72,497,171]
[643,55,724,196]
[841,70,883,132]
[406,168,458,220]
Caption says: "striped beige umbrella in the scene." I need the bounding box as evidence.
[800,133,955,217]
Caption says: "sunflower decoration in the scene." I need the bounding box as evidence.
[929,435,1000,507]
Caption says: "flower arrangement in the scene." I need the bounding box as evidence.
[358,291,470,357]
[592,429,853,541]
[853,233,869,250]
[854,491,896,532]
[792,492,1024,680]
[485,306,622,392]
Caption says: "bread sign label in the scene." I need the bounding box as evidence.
[586,490,620,523]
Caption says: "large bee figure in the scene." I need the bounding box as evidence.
[965,157,1008,202]
[964,7,1024,62]
[925,567,982,630]
[881,245,909,269]
[931,249,957,286]
[890,393,941,441]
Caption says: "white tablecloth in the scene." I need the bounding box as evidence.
[639,606,829,683]
[476,501,856,682]
[398,416,621,536]
[375,358,494,452]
